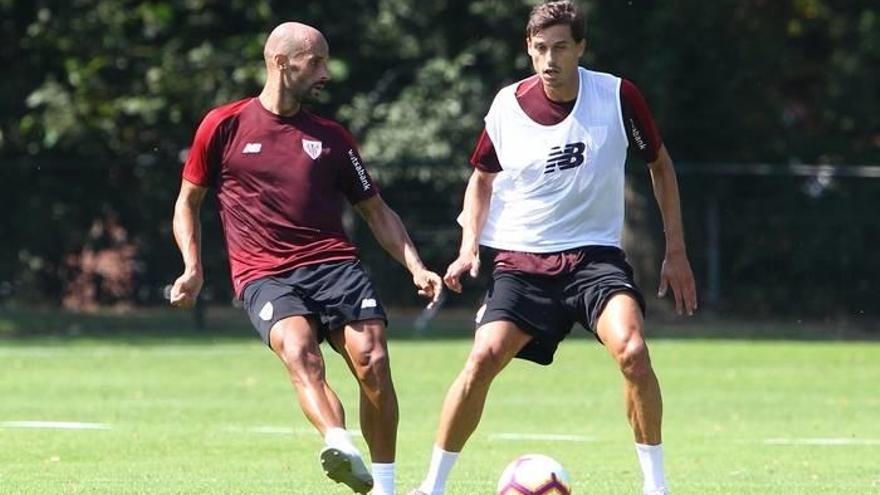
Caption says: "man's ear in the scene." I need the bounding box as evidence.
[577,39,587,57]
[273,53,289,70]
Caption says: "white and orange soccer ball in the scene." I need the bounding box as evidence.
[496,454,572,495]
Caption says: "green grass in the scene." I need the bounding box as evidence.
[1,314,879,494]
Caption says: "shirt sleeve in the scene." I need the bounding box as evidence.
[336,128,379,204]
[469,128,503,172]
[620,79,664,163]
[181,108,230,187]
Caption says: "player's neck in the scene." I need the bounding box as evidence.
[542,73,579,103]
[258,83,302,117]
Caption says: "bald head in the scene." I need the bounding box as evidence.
[259,22,331,109]
[263,22,328,66]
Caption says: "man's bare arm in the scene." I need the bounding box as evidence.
[354,194,442,306]
[445,169,496,293]
[170,179,208,308]
[647,145,697,315]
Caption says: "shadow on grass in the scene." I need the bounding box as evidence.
[0,306,877,344]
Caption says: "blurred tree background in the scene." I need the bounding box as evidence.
[1,0,877,320]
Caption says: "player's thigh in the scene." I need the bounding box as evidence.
[268,315,324,367]
[306,260,389,342]
[479,271,570,365]
[329,318,389,365]
[242,274,318,347]
[469,319,533,371]
[564,247,645,334]
[328,319,395,388]
[595,292,646,357]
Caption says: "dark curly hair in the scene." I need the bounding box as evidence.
[526,1,585,43]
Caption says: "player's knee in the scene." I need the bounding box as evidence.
[463,345,504,386]
[618,339,652,381]
[272,327,313,364]
[279,346,325,383]
[352,346,391,389]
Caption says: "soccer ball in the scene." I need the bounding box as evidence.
[496,454,572,495]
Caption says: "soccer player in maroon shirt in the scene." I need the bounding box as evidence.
[410,3,696,495]
[169,22,442,495]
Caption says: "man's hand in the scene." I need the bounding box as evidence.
[169,270,203,309]
[658,251,697,316]
[413,268,444,308]
[443,252,480,293]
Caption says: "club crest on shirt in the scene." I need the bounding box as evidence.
[302,139,322,160]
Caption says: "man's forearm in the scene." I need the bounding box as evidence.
[365,205,426,274]
[386,216,426,275]
[459,172,493,256]
[173,198,203,274]
[649,147,687,255]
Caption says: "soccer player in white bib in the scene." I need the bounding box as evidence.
[408,2,696,495]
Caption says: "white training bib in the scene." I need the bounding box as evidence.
[479,67,629,252]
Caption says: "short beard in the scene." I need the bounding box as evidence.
[295,85,323,105]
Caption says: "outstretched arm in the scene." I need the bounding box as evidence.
[647,145,697,315]
[444,169,497,293]
[170,179,208,308]
[354,194,443,306]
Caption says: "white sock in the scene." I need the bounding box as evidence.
[324,427,359,456]
[635,443,667,494]
[372,462,395,495]
[417,445,460,495]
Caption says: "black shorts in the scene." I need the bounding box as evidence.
[241,260,387,347]
[477,246,645,365]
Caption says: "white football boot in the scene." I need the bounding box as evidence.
[319,446,374,494]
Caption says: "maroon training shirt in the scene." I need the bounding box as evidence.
[182,98,378,296]
[468,76,664,275]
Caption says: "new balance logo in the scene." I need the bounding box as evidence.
[544,142,586,173]
[242,143,262,154]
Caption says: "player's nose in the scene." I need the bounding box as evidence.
[319,64,331,82]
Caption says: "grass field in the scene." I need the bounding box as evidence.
[1,309,878,494]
